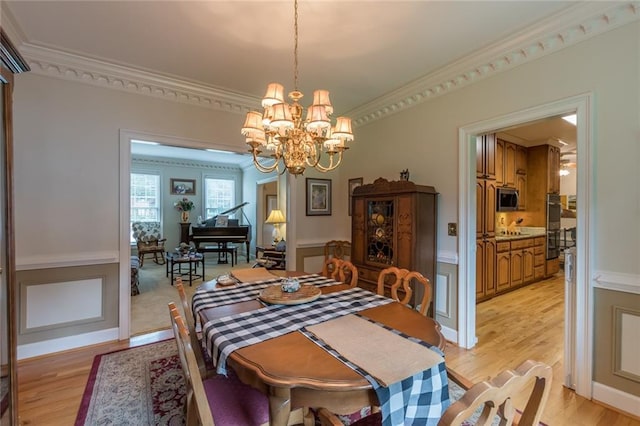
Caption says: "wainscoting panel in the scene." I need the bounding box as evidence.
[614,306,640,382]
[435,273,451,319]
[17,263,119,354]
[25,278,103,330]
[593,288,640,398]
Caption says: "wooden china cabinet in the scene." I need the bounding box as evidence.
[351,178,438,317]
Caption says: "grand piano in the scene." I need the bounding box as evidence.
[189,202,251,263]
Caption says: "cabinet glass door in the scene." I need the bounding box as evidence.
[366,199,394,265]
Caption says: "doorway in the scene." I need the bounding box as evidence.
[458,93,593,398]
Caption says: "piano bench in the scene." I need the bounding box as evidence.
[197,244,238,267]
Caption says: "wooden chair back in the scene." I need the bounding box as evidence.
[439,360,552,426]
[321,240,351,276]
[377,267,432,316]
[168,302,215,426]
[322,258,359,288]
[175,278,209,377]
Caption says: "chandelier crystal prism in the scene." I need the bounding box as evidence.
[241,0,354,176]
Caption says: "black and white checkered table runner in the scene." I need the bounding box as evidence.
[301,315,450,426]
[192,274,337,324]
[201,286,392,375]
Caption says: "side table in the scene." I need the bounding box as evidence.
[255,246,286,270]
[166,252,205,285]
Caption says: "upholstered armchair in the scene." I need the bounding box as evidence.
[132,221,166,267]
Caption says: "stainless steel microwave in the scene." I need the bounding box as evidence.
[497,187,519,211]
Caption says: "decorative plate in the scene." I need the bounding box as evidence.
[258,284,321,305]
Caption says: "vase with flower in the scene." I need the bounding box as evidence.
[174,197,194,223]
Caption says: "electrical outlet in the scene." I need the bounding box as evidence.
[448,223,457,236]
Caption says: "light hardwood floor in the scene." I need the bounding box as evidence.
[17,273,640,425]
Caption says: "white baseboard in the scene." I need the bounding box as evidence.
[441,325,458,344]
[17,327,119,360]
[592,381,640,418]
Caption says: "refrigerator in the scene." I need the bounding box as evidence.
[564,247,577,389]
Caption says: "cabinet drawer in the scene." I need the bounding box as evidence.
[534,246,544,255]
[357,267,379,284]
[534,265,545,279]
[534,254,545,267]
[497,242,511,253]
[534,236,545,246]
[511,238,533,250]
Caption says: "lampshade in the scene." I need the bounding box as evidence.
[265,209,286,224]
[262,83,285,107]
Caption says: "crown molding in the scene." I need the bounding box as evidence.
[12,2,639,125]
[22,43,261,114]
[132,155,246,171]
[347,1,639,126]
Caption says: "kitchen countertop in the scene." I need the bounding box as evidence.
[494,227,546,241]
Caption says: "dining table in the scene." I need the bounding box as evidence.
[193,270,448,426]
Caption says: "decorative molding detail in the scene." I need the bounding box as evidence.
[17,327,119,360]
[594,270,640,295]
[435,272,451,319]
[12,3,638,125]
[16,251,119,271]
[613,306,640,383]
[347,2,640,126]
[21,43,261,114]
[132,156,243,171]
[440,325,458,344]
[437,251,458,265]
[593,381,640,418]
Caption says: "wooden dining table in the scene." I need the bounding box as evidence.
[197,274,445,426]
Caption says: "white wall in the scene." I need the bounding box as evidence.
[346,21,639,276]
[13,73,248,268]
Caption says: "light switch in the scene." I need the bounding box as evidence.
[448,223,457,236]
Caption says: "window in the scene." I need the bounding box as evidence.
[131,173,161,241]
[204,178,235,219]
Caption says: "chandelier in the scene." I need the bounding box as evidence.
[241,0,354,176]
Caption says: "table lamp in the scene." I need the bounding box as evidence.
[265,209,286,243]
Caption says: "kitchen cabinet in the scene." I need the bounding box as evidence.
[491,237,539,298]
[516,145,528,175]
[528,144,560,195]
[476,179,496,239]
[510,249,524,287]
[496,250,510,292]
[476,238,496,301]
[496,138,517,188]
[534,237,545,279]
[516,174,527,211]
[476,133,496,179]
[352,178,438,316]
[523,247,535,283]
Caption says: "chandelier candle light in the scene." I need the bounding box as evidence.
[241,0,354,176]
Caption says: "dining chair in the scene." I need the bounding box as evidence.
[316,360,553,426]
[321,240,351,276]
[325,258,359,288]
[169,302,271,426]
[377,267,432,316]
[175,277,213,378]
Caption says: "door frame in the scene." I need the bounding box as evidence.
[457,93,593,398]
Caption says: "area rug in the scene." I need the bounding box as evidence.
[1,375,8,418]
[75,339,185,426]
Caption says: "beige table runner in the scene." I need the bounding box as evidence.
[231,267,278,283]
[306,314,443,386]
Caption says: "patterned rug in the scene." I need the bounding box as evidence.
[75,340,186,426]
[1,375,8,418]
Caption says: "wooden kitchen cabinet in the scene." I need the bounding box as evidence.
[476,238,496,301]
[516,174,527,210]
[496,138,517,188]
[496,251,510,292]
[476,133,496,179]
[516,145,528,175]
[523,247,535,283]
[548,145,561,194]
[528,144,561,195]
[352,178,438,316]
[510,250,523,287]
[476,179,496,239]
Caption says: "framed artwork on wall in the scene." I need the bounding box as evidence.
[348,177,363,216]
[306,178,332,216]
[170,178,196,195]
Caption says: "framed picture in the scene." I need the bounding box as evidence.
[306,178,332,216]
[266,194,277,221]
[348,177,363,216]
[170,178,196,195]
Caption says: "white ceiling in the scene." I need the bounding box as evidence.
[5,0,584,161]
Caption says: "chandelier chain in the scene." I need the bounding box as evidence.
[293,0,299,91]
